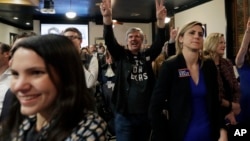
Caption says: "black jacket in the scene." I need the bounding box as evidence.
[149,54,222,141]
[103,25,166,115]
[0,89,14,122]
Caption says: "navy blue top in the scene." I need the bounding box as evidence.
[237,64,250,124]
[184,70,212,141]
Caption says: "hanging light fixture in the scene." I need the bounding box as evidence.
[66,11,77,19]
[65,0,77,19]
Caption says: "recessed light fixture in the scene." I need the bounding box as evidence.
[26,22,31,25]
[174,6,179,10]
[13,17,19,20]
[131,13,140,17]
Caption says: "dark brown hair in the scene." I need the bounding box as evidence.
[1,34,95,141]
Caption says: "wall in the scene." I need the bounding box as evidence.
[175,0,226,35]
[0,22,20,45]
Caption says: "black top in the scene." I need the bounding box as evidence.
[149,54,222,141]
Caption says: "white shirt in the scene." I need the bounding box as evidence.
[0,68,12,115]
[83,55,99,89]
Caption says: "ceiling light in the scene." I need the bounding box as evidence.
[66,0,77,19]
[26,22,31,25]
[13,17,19,20]
[66,11,77,19]
[165,17,171,23]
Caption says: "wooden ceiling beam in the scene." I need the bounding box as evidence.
[0,0,39,6]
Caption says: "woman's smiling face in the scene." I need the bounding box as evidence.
[10,47,58,117]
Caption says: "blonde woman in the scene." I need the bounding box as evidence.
[204,33,240,123]
[149,21,224,141]
[204,33,241,140]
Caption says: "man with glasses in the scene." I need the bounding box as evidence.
[63,27,99,93]
[63,27,83,52]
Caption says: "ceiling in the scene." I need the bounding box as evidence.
[0,0,212,30]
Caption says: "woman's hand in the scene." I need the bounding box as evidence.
[218,128,228,141]
[232,102,241,115]
[225,112,237,125]
[169,27,179,42]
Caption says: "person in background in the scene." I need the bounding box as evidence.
[152,27,178,78]
[98,50,117,138]
[97,45,106,67]
[0,32,37,123]
[203,33,241,141]
[0,42,11,118]
[63,27,99,91]
[88,44,98,56]
[100,0,167,140]
[0,34,107,141]
[100,51,116,98]
[81,47,90,55]
[235,17,250,139]
[98,44,106,54]
[97,44,106,77]
[149,21,225,141]
[203,33,241,124]
[13,32,37,45]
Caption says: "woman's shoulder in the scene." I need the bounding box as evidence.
[165,54,178,64]
[66,111,107,141]
[163,54,185,67]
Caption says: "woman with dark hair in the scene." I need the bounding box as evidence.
[0,31,37,123]
[0,34,107,141]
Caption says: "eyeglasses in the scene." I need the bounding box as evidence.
[65,35,82,40]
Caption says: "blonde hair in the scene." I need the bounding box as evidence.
[175,21,204,55]
[203,33,224,59]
